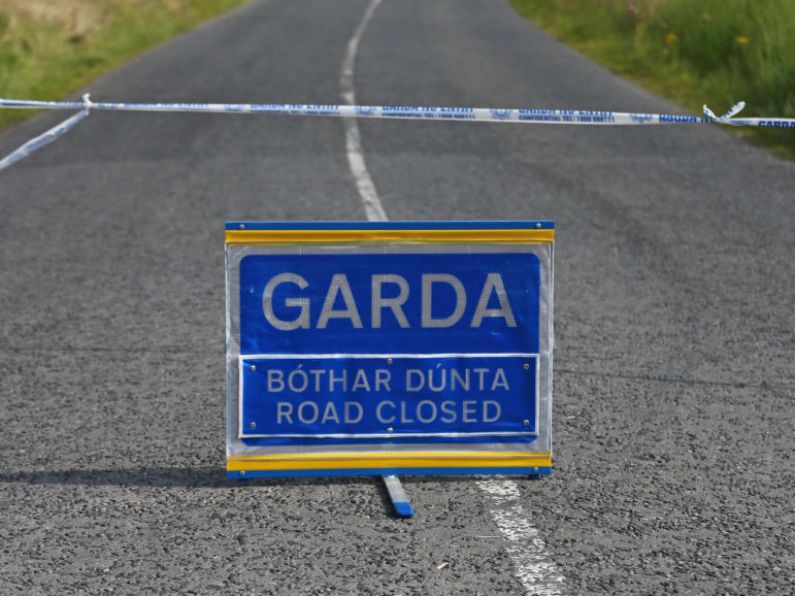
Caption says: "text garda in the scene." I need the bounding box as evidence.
[262,272,517,330]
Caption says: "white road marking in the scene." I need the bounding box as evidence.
[478,479,566,595]
[339,2,565,593]
[340,0,387,222]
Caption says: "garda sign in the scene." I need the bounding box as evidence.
[225,221,555,478]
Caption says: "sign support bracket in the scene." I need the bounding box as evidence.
[383,475,414,518]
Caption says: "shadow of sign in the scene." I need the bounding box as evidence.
[0,467,380,489]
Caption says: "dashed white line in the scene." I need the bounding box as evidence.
[478,479,566,595]
[339,2,565,594]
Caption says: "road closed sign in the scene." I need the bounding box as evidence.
[225,221,555,479]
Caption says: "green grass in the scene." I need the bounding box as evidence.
[0,0,250,130]
[511,0,795,157]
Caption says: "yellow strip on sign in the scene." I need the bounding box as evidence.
[227,451,552,471]
[225,228,555,245]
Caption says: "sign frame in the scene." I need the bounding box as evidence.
[225,221,555,479]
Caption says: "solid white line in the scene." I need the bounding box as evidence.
[478,479,567,595]
[338,2,565,593]
[340,0,387,222]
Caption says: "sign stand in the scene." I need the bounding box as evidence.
[224,221,555,518]
[383,475,414,518]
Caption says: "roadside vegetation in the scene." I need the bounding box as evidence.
[511,0,795,157]
[0,0,249,130]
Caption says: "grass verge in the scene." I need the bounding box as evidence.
[510,0,795,158]
[0,0,250,130]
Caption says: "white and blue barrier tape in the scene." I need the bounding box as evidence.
[0,107,89,173]
[2,96,794,127]
[1,96,793,172]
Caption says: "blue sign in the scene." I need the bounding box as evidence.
[226,221,556,479]
[239,252,541,355]
[237,251,542,446]
[239,355,537,445]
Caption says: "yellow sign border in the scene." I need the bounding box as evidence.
[226,228,554,245]
[227,452,552,471]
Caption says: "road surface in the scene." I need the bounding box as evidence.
[1,0,793,593]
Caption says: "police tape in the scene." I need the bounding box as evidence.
[2,96,794,173]
[0,108,89,173]
[2,96,795,127]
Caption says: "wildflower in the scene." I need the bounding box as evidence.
[665,32,678,45]
[736,35,750,45]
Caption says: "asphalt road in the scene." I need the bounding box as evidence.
[1,0,794,593]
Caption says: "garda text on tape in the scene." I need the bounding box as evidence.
[225,221,555,478]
